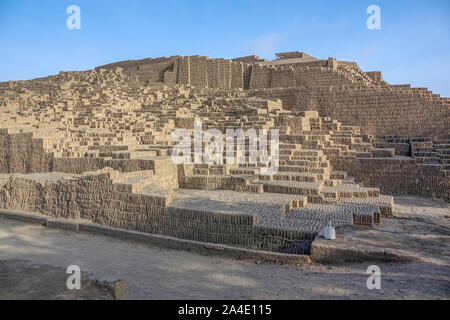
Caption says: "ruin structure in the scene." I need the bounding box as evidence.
[0,52,448,254]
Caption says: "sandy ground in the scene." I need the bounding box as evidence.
[0,260,114,300]
[0,195,448,300]
[312,195,450,265]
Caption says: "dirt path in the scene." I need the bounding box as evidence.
[0,196,449,300]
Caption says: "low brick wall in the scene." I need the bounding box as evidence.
[0,172,313,254]
[0,209,311,264]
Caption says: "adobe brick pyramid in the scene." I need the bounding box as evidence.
[0,51,448,254]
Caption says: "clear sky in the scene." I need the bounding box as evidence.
[1,0,449,96]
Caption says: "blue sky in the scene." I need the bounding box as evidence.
[1,0,449,96]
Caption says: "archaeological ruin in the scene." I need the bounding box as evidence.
[0,51,448,255]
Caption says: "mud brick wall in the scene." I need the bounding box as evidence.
[247,61,448,138]
[151,157,179,189]
[232,55,263,63]
[292,68,341,87]
[138,60,172,83]
[304,88,449,138]
[231,62,244,89]
[36,153,179,190]
[122,206,255,245]
[0,176,82,220]
[336,60,360,71]
[0,130,8,172]
[105,159,155,172]
[365,71,384,82]
[176,164,194,187]
[95,54,448,138]
[170,56,247,89]
[217,59,232,89]
[95,59,138,70]
[155,56,232,88]
[97,56,179,84]
[331,157,450,201]
[53,157,160,174]
[177,57,191,85]
[54,157,178,189]
[163,59,178,85]
[53,157,105,174]
[270,67,295,88]
[252,226,315,254]
[0,130,52,174]
[249,88,307,111]
[163,69,177,85]
[249,65,272,89]
[275,115,310,134]
[206,59,219,88]
[251,87,449,138]
[182,175,249,191]
[189,56,208,87]
[374,141,411,156]
[243,65,252,90]
[0,173,313,254]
